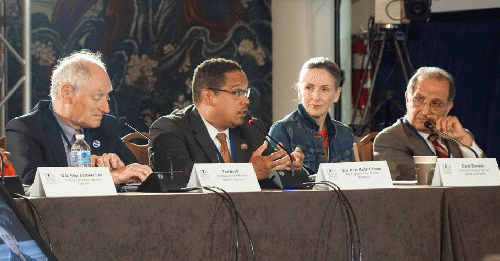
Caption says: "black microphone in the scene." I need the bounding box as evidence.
[119,117,175,177]
[246,115,295,176]
[119,117,150,141]
[423,121,479,158]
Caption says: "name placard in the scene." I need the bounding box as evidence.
[432,158,500,187]
[27,167,117,197]
[187,163,261,193]
[316,161,394,190]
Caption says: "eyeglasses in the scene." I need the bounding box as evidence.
[206,88,250,98]
[410,96,447,112]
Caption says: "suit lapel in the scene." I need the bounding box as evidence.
[445,140,463,158]
[85,129,102,155]
[41,106,70,167]
[400,119,435,156]
[230,128,251,163]
[190,109,219,163]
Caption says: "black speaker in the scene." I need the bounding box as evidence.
[270,169,311,189]
[2,176,25,196]
[404,0,431,21]
[137,171,190,192]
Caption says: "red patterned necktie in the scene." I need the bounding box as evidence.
[216,133,233,163]
[428,134,448,158]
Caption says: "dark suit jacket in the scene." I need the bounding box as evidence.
[149,105,276,187]
[373,117,485,180]
[6,100,138,184]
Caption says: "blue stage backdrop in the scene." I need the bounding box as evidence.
[5,0,272,132]
[369,15,500,161]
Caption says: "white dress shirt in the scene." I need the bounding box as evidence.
[199,114,231,162]
[417,131,482,158]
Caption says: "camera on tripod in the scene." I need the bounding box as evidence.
[351,0,432,136]
[375,0,431,25]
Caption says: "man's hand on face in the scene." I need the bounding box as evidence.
[426,115,473,147]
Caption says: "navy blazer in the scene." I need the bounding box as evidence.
[6,100,138,184]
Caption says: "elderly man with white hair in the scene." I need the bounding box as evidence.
[6,50,151,186]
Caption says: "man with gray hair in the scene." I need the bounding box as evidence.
[6,50,152,185]
[373,66,485,180]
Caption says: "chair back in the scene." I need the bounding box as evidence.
[122,132,150,165]
[353,132,379,162]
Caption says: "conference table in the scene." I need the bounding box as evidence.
[15,185,500,260]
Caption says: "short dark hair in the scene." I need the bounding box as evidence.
[297,57,342,89]
[407,67,456,103]
[191,58,243,104]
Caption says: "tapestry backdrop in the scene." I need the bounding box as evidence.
[4,0,272,132]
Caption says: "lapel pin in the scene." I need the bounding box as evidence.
[241,143,248,150]
[93,140,101,148]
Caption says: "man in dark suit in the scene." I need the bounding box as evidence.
[149,58,304,187]
[373,67,485,180]
[6,50,152,185]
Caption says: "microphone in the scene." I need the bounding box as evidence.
[119,117,175,177]
[119,117,150,141]
[246,116,295,176]
[423,121,479,158]
[119,117,190,192]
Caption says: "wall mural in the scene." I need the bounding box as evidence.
[4,0,272,132]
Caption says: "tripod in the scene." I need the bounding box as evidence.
[351,28,414,136]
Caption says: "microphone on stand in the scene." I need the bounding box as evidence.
[246,116,295,176]
[245,115,310,189]
[119,117,174,180]
[119,118,189,192]
[423,121,479,158]
[119,118,151,142]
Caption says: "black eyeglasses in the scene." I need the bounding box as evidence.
[206,88,250,98]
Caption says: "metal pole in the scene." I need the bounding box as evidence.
[333,0,342,121]
[340,0,352,124]
[23,0,31,114]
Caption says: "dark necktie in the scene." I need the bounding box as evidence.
[428,134,448,158]
[216,133,232,163]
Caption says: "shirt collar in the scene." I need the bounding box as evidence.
[418,130,431,140]
[297,103,337,138]
[52,110,79,142]
[403,115,440,142]
[199,113,230,142]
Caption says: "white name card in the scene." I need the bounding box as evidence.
[187,163,261,193]
[316,161,394,190]
[432,158,500,187]
[27,167,117,197]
